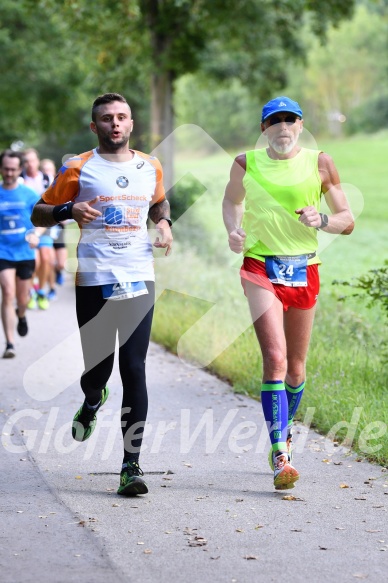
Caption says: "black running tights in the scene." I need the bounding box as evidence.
[75,283,155,463]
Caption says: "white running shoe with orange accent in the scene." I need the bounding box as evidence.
[273,451,299,490]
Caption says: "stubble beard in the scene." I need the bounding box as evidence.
[98,131,130,153]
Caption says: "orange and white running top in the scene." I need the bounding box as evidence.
[42,149,165,286]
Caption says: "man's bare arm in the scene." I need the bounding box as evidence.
[148,199,171,225]
[148,198,173,257]
[295,153,354,234]
[31,197,102,227]
[223,154,247,253]
[319,153,354,235]
[31,199,58,227]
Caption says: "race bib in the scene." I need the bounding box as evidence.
[0,213,25,235]
[102,281,149,301]
[265,255,308,287]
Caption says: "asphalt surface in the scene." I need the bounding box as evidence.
[1,277,387,583]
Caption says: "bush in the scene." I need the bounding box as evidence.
[346,94,388,135]
[333,260,388,360]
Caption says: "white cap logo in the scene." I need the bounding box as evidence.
[279,101,287,106]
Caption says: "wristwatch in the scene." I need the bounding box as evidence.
[157,217,172,228]
[318,213,329,229]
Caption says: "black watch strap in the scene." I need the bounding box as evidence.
[157,217,172,228]
[318,212,329,229]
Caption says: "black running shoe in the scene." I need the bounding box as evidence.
[72,386,109,442]
[117,462,148,496]
[16,309,28,337]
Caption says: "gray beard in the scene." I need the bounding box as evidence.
[269,135,297,155]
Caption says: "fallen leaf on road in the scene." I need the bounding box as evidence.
[16,511,23,514]
[188,536,207,547]
[335,527,345,530]
[352,573,368,579]
[244,555,258,560]
[255,525,264,530]
[144,549,152,554]
[319,546,328,550]
[75,476,82,480]
[137,542,145,545]
[339,483,349,489]
[112,503,120,507]
[354,497,367,500]
[235,528,243,533]
[210,556,220,560]
[366,529,381,533]
[235,499,244,502]
[291,529,302,532]
[282,495,304,501]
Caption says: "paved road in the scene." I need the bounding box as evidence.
[1,278,387,583]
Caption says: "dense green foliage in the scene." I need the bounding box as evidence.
[176,1,388,146]
[0,0,356,154]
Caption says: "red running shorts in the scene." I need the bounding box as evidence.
[240,256,320,311]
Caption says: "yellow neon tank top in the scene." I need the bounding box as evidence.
[242,148,322,264]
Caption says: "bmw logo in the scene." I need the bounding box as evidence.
[116,176,129,188]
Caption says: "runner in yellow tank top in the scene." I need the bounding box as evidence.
[223,96,354,491]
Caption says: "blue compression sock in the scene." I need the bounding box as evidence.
[285,381,305,426]
[261,381,289,452]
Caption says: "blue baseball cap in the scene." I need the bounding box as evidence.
[261,96,303,122]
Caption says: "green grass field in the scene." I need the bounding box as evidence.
[152,131,388,465]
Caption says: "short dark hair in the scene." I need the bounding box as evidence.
[0,149,24,168]
[91,93,130,121]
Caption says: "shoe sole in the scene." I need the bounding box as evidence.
[274,465,299,490]
[117,478,148,496]
[3,351,16,359]
[72,386,110,442]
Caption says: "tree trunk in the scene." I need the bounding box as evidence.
[150,69,174,195]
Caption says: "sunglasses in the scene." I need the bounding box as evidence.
[266,115,300,126]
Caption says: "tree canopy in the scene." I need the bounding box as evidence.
[0,0,356,156]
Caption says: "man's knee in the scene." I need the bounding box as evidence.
[287,359,306,384]
[1,286,15,303]
[263,349,287,376]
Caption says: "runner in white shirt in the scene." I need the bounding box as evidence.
[31,93,173,496]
